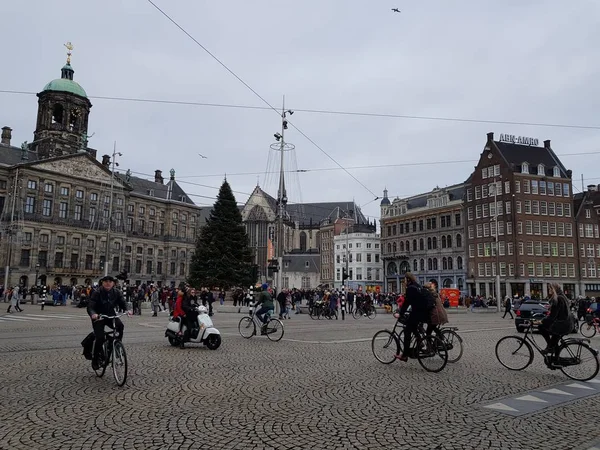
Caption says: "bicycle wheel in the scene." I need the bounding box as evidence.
[441,329,464,363]
[557,341,599,381]
[266,318,284,342]
[495,336,534,371]
[371,330,399,364]
[580,321,597,338]
[112,340,128,387]
[238,317,255,339]
[417,335,448,373]
[367,307,377,319]
[352,308,362,320]
[309,308,318,320]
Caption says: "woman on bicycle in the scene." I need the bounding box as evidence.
[426,283,448,336]
[539,283,571,355]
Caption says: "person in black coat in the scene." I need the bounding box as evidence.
[502,297,514,319]
[539,283,571,355]
[397,273,429,362]
[87,276,130,368]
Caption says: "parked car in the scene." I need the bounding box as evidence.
[515,301,549,332]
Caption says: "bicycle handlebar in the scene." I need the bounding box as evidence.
[98,313,129,320]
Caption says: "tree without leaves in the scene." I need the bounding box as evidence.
[188,180,255,289]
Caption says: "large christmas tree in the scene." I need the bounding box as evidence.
[188,180,254,289]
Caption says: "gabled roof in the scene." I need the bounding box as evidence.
[391,183,465,211]
[493,141,569,178]
[115,173,195,205]
[574,188,600,217]
[290,202,367,226]
[0,143,39,167]
[282,253,320,274]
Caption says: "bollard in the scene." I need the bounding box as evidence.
[249,300,255,316]
[340,286,346,320]
[40,286,47,310]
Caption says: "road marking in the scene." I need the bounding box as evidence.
[543,388,573,396]
[565,383,595,390]
[483,403,519,412]
[0,316,29,321]
[587,379,600,384]
[514,395,547,403]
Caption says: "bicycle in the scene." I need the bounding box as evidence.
[495,315,599,381]
[438,326,464,363]
[353,301,377,320]
[371,313,448,373]
[238,309,284,342]
[92,313,128,386]
[580,315,600,338]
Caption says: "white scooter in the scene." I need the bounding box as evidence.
[165,305,221,350]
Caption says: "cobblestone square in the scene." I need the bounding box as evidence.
[1,307,599,450]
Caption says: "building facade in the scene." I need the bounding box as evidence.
[465,132,580,299]
[0,57,203,289]
[574,184,600,297]
[380,186,466,293]
[281,252,320,290]
[333,224,382,290]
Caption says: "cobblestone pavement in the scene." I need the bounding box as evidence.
[1,305,599,450]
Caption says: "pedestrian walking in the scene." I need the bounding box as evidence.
[151,286,160,317]
[502,297,514,319]
[6,287,22,313]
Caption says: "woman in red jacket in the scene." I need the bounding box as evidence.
[172,288,186,336]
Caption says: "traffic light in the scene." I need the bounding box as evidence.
[342,267,349,281]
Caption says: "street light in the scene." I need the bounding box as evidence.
[151,271,155,284]
[34,263,40,287]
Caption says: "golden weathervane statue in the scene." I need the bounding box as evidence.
[64,41,73,64]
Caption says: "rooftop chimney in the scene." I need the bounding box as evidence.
[154,170,164,184]
[487,132,494,141]
[101,154,110,167]
[1,126,12,146]
[544,139,551,148]
[588,184,598,192]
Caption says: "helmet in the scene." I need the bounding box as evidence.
[197,305,208,314]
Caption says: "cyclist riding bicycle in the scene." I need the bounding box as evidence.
[397,272,432,362]
[87,275,131,369]
[254,283,274,332]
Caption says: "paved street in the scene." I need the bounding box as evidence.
[1,305,599,450]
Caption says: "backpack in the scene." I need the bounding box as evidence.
[81,332,95,360]
[419,286,436,311]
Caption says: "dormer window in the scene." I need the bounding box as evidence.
[537,164,545,176]
[553,166,560,177]
[521,162,529,174]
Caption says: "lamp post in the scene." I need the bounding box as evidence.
[34,263,40,287]
[104,144,122,277]
[151,271,155,285]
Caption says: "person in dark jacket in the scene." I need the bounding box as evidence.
[181,285,198,336]
[397,272,430,362]
[87,275,130,369]
[502,297,514,319]
[539,283,571,355]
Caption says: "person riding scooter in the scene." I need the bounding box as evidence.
[181,285,199,338]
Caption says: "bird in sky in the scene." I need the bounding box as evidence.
[198,153,208,159]
[392,8,401,13]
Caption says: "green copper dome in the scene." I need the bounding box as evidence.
[42,63,87,98]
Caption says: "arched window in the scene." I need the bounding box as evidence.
[413,239,417,251]
[457,256,463,270]
[457,278,464,291]
[433,258,438,270]
[419,238,424,250]
[441,236,446,248]
[392,242,397,253]
[420,259,425,271]
[427,258,432,271]
[432,237,437,249]
[553,166,560,177]
[299,231,307,252]
[442,257,447,270]
[456,234,462,248]
[427,237,432,250]
[387,243,392,253]
[448,257,453,270]
[537,164,545,176]
[413,259,418,271]
[443,278,452,288]
[400,241,405,252]
[52,104,64,125]
[406,240,410,252]
[447,235,452,248]
[522,162,529,174]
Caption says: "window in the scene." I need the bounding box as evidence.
[139,206,145,215]
[516,201,522,213]
[90,193,98,201]
[482,167,489,179]
[25,196,35,213]
[555,183,562,197]
[366,253,372,263]
[531,180,538,194]
[136,260,143,273]
[87,239,94,248]
[74,204,82,220]
[553,166,560,177]
[475,205,481,219]
[59,201,68,218]
[537,164,545,176]
[525,200,531,214]
[515,181,521,193]
[563,184,569,197]
[469,245,474,258]
[456,234,462,247]
[522,162,529,174]
[517,222,522,234]
[76,189,84,199]
[44,183,53,193]
[540,201,547,215]
[505,202,511,214]
[59,186,69,196]
[540,181,546,195]
[548,202,555,216]
[89,207,96,223]
[475,186,481,200]
[455,213,461,226]
[467,189,473,201]
[587,209,592,219]
[532,201,539,215]
[524,180,530,194]
[42,199,52,216]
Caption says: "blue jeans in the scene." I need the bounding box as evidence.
[256,306,273,324]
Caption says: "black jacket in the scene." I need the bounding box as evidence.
[400,283,428,319]
[87,287,127,317]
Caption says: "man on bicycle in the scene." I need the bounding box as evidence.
[254,283,274,332]
[87,275,130,369]
[397,272,431,362]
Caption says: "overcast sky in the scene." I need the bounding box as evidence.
[2,1,599,223]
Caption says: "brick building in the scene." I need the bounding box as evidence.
[574,184,600,297]
[465,132,580,299]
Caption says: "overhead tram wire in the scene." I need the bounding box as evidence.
[2,89,600,131]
